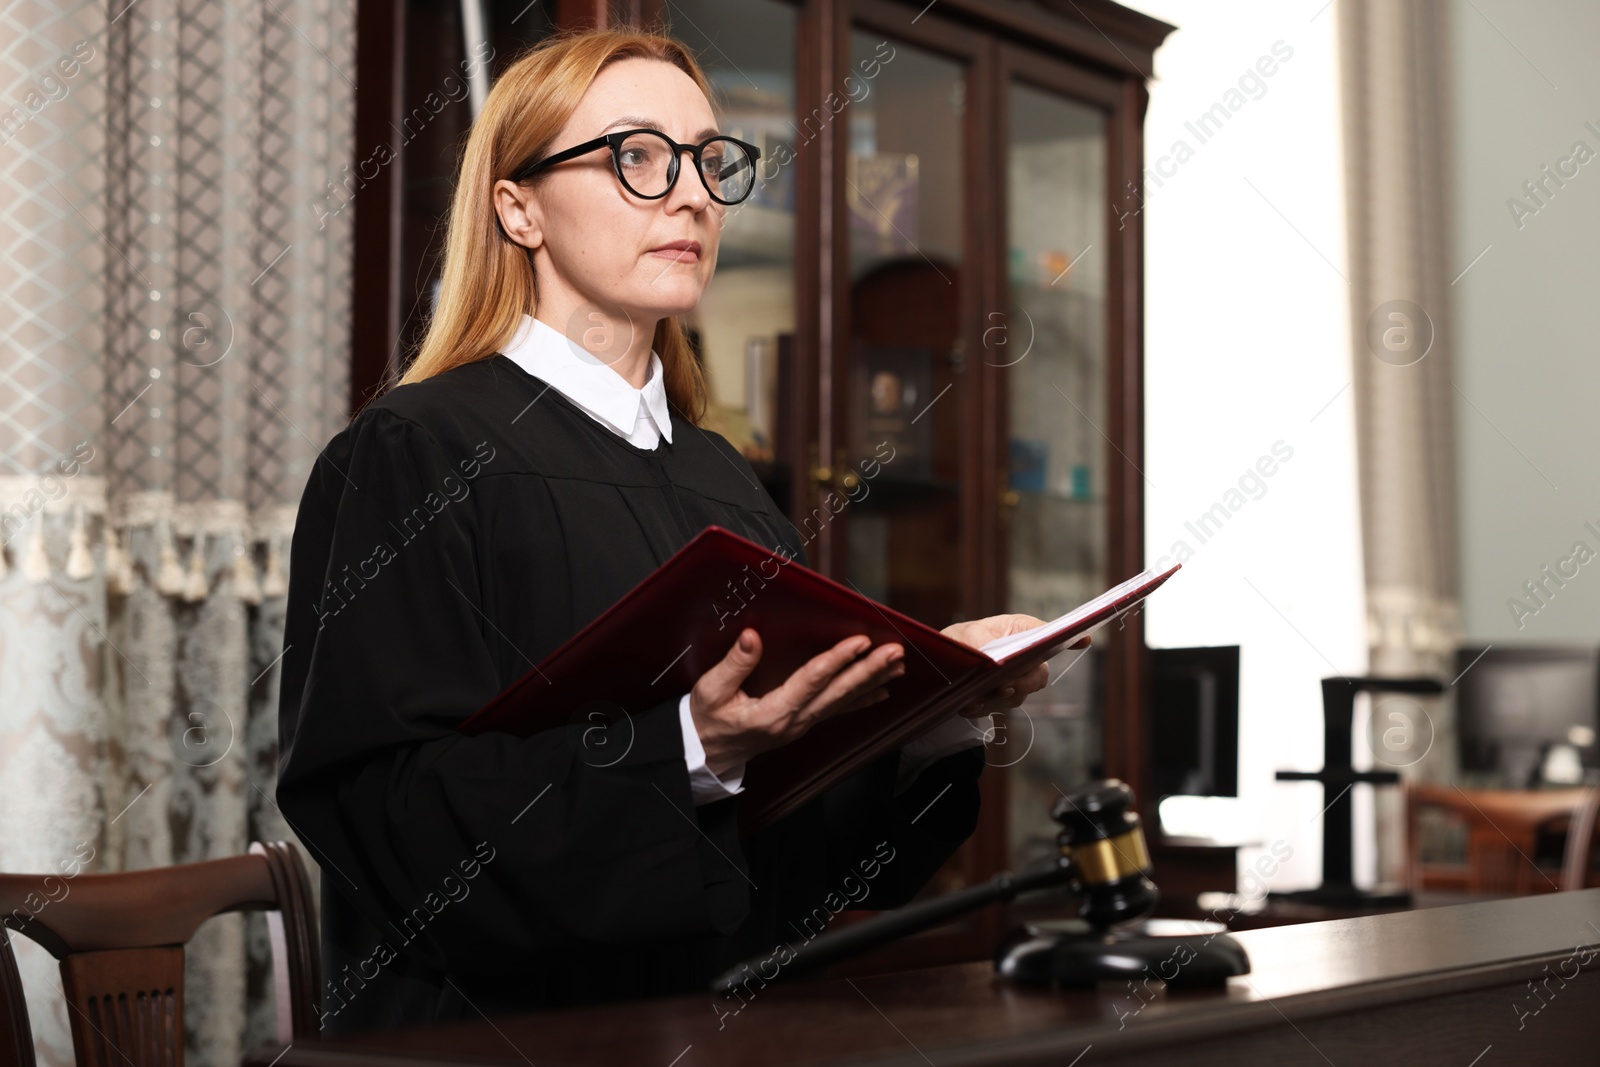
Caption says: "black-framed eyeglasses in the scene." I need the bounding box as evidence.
[509,128,762,205]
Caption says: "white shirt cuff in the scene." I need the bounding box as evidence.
[679,692,746,805]
[896,711,992,793]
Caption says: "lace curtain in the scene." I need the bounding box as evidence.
[0,0,354,1062]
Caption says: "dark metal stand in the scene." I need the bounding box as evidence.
[1272,676,1443,908]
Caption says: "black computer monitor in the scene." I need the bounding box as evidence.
[1455,645,1600,786]
[1150,646,1240,797]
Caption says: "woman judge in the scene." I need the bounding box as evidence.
[275,27,1069,1033]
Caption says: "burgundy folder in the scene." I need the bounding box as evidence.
[457,525,1179,836]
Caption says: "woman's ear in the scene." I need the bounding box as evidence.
[492,178,543,251]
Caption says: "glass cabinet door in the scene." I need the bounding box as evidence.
[1000,82,1110,871]
[664,0,799,492]
[840,28,969,628]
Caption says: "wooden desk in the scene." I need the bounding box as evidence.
[246,890,1600,1066]
[1407,783,1593,893]
[1018,884,1521,932]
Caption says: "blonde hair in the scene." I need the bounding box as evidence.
[396,27,712,425]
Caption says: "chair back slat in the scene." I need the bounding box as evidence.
[61,948,183,1067]
[0,928,35,1067]
[0,842,319,1067]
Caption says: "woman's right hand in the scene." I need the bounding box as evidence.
[687,628,906,776]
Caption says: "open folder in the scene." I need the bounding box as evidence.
[457,525,1179,836]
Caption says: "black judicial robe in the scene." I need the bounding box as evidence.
[275,354,984,1033]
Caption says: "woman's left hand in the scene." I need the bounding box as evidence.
[939,615,1092,719]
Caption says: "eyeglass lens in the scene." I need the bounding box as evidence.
[617,131,756,202]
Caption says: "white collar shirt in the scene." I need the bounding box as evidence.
[499,313,674,451]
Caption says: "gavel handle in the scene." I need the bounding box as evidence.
[709,857,1075,994]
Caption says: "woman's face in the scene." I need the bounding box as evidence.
[499,57,724,336]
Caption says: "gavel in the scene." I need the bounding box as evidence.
[710,779,1248,993]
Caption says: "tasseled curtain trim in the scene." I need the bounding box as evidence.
[0,483,293,602]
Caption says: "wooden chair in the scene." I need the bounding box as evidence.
[1,923,30,1067]
[1559,784,1600,891]
[1404,782,1599,895]
[0,840,319,1067]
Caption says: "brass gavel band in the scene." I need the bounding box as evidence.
[1061,828,1151,884]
